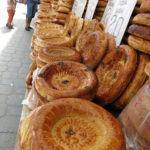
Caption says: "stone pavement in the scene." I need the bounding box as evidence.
[0,2,33,150]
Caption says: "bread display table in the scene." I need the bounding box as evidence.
[14,0,150,149]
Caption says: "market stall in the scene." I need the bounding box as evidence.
[15,0,150,149]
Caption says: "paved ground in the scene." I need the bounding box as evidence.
[0,2,33,149]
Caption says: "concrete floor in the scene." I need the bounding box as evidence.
[0,2,33,149]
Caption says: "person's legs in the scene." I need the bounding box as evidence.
[32,3,37,18]
[26,18,32,28]
[25,1,34,31]
[7,9,15,29]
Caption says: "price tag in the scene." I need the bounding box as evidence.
[105,0,137,47]
[72,0,87,18]
[101,0,116,23]
[85,0,98,20]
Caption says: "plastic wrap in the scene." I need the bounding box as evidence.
[118,80,150,150]
[22,68,40,110]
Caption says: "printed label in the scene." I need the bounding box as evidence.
[72,0,87,18]
[101,0,116,23]
[85,0,99,20]
[104,0,137,46]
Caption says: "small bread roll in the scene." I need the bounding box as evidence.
[132,13,150,26]
[128,24,150,41]
[128,35,150,54]
[140,0,150,13]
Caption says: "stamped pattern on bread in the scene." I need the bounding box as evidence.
[19,98,126,150]
[96,45,137,106]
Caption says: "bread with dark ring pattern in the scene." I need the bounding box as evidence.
[35,61,98,101]
[96,45,137,106]
[19,98,125,150]
[128,35,150,54]
[112,53,149,109]
[38,46,81,64]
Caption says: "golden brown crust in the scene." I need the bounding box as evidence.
[51,3,58,10]
[137,0,147,5]
[33,44,42,52]
[96,7,106,12]
[58,0,73,8]
[95,12,104,17]
[56,12,68,20]
[99,22,106,31]
[19,98,125,150]
[35,27,64,39]
[128,35,150,54]
[36,57,46,68]
[29,51,37,61]
[57,18,65,25]
[140,0,150,12]
[144,62,150,77]
[132,13,150,26]
[63,12,77,35]
[30,34,36,51]
[35,17,63,25]
[32,82,49,107]
[35,22,63,30]
[61,0,74,4]
[82,31,107,69]
[56,6,71,13]
[94,16,102,21]
[35,61,98,101]
[76,19,102,52]
[38,46,81,64]
[106,33,116,54]
[34,36,73,48]
[96,45,137,106]
[97,1,108,7]
[37,10,57,18]
[71,17,84,42]
[133,6,142,14]
[112,53,149,109]
[40,0,51,3]
[128,24,150,41]
[25,61,37,89]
